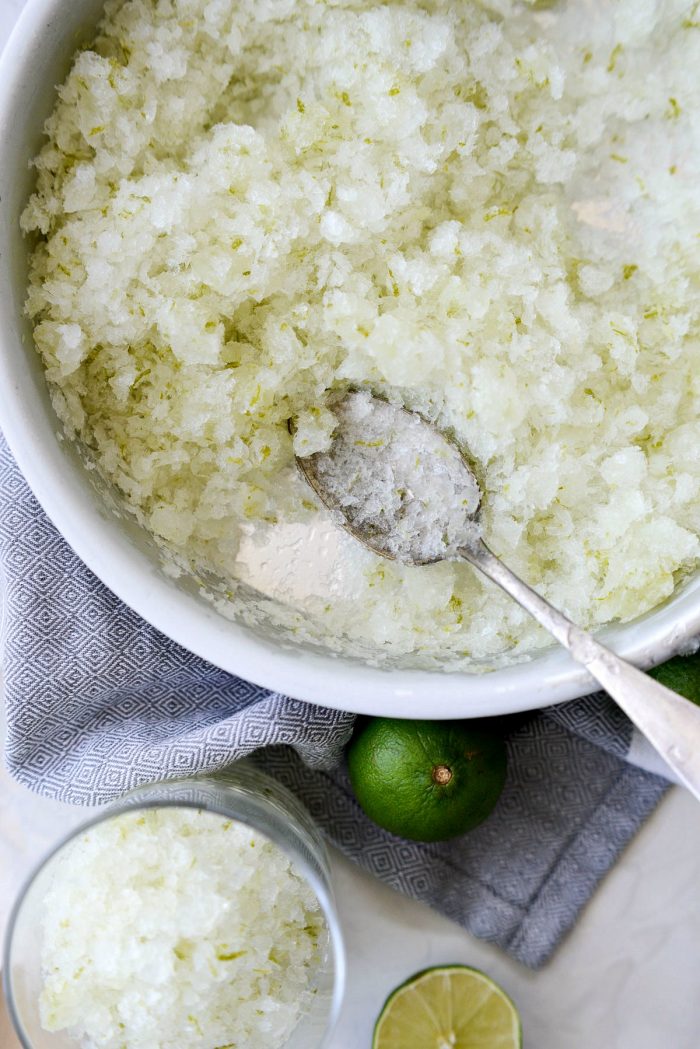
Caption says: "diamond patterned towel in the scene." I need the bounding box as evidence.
[0,433,669,967]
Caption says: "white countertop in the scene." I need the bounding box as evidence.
[2,1,700,1045]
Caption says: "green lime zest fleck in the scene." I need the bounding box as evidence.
[485,206,514,222]
[607,43,623,72]
[216,949,247,961]
[187,1015,203,1036]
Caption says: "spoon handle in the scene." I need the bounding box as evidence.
[461,539,700,799]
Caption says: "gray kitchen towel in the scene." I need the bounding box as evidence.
[0,433,669,968]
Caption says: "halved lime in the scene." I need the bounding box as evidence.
[372,965,521,1049]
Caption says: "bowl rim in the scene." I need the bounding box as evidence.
[2,0,700,720]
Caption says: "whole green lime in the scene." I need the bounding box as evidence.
[347,718,507,842]
[648,652,700,705]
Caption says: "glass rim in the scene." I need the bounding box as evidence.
[3,794,346,1049]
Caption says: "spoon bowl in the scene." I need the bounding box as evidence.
[296,390,482,566]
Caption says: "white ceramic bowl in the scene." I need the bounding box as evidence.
[2,0,700,720]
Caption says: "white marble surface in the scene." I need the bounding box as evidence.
[2,1,700,1046]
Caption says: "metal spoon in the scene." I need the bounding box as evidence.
[297,390,700,799]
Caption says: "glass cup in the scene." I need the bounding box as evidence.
[3,762,346,1049]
